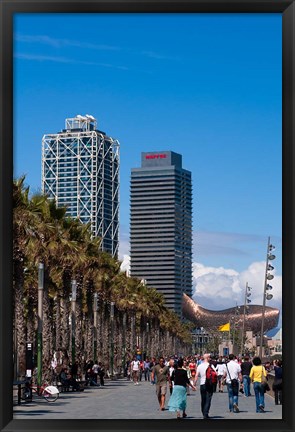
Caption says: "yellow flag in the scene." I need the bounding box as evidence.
[218,322,230,332]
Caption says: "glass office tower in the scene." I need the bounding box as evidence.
[42,115,119,257]
[130,151,192,315]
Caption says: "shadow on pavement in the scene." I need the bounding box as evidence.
[14,410,66,417]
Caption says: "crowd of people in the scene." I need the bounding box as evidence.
[125,353,282,419]
[47,351,282,418]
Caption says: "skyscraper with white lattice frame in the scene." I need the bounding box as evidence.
[42,115,119,257]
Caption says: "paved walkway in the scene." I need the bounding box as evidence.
[13,378,282,420]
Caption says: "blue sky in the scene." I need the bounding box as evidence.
[14,13,282,313]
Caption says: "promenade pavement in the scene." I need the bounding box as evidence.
[13,378,282,420]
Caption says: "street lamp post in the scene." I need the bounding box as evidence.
[131,313,135,355]
[259,237,275,359]
[93,293,98,360]
[110,302,115,378]
[71,280,77,368]
[241,282,252,355]
[37,263,44,389]
[231,305,240,355]
[146,322,149,358]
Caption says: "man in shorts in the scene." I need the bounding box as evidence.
[151,357,170,411]
[131,356,140,385]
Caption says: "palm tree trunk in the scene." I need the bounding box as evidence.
[85,316,93,361]
[102,303,110,368]
[97,301,103,362]
[55,296,61,361]
[125,313,132,359]
[60,296,70,364]
[114,311,121,372]
[14,274,26,377]
[42,286,53,381]
[130,312,136,356]
[75,301,83,365]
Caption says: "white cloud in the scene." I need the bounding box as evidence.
[192,263,240,308]
[119,254,282,316]
[239,261,282,309]
[192,260,282,316]
[120,254,130,276]
[118,231,130,261]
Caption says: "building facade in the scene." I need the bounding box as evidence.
[42,115,119,257]
[130,151,192,315]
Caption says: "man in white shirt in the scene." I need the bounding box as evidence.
[195,353,214,419]
[131,357,140,385]
[223,353,242,413]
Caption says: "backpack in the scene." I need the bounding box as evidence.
[205,365,218,388]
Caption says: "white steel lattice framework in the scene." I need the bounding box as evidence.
[42,115,120,257]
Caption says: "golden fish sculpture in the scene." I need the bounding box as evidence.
[182,293,279,334]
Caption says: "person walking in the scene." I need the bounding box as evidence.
[195,353,214,419]
[149,357,157,385]
[168,358,175,395]
[98,362,105,386]
[130,356,140,385]
[84,359,93,383]
[92,360,100,385]
[151,357,170,411]
[183,360,192,395]
[215,358,226,393]
[223,354,242,413]
[249,356,268,413]
[168,358,196,419]
[144,358,150,382]
[188,357,197,386]
[241,356,252,397]
[139,359,144,382]
[210,356,218,393]
[273,360,282,405]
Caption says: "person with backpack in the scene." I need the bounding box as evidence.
[210,357,218,393]
[223,354,242,413]
[195,353,216,419]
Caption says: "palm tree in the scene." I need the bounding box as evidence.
[13,178,48,376]
[13,176,195,380]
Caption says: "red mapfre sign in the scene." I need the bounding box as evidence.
[145,154,167,159]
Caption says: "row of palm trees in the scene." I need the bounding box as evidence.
[13,176,193,379]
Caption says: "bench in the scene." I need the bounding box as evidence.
[57,380,86,393]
